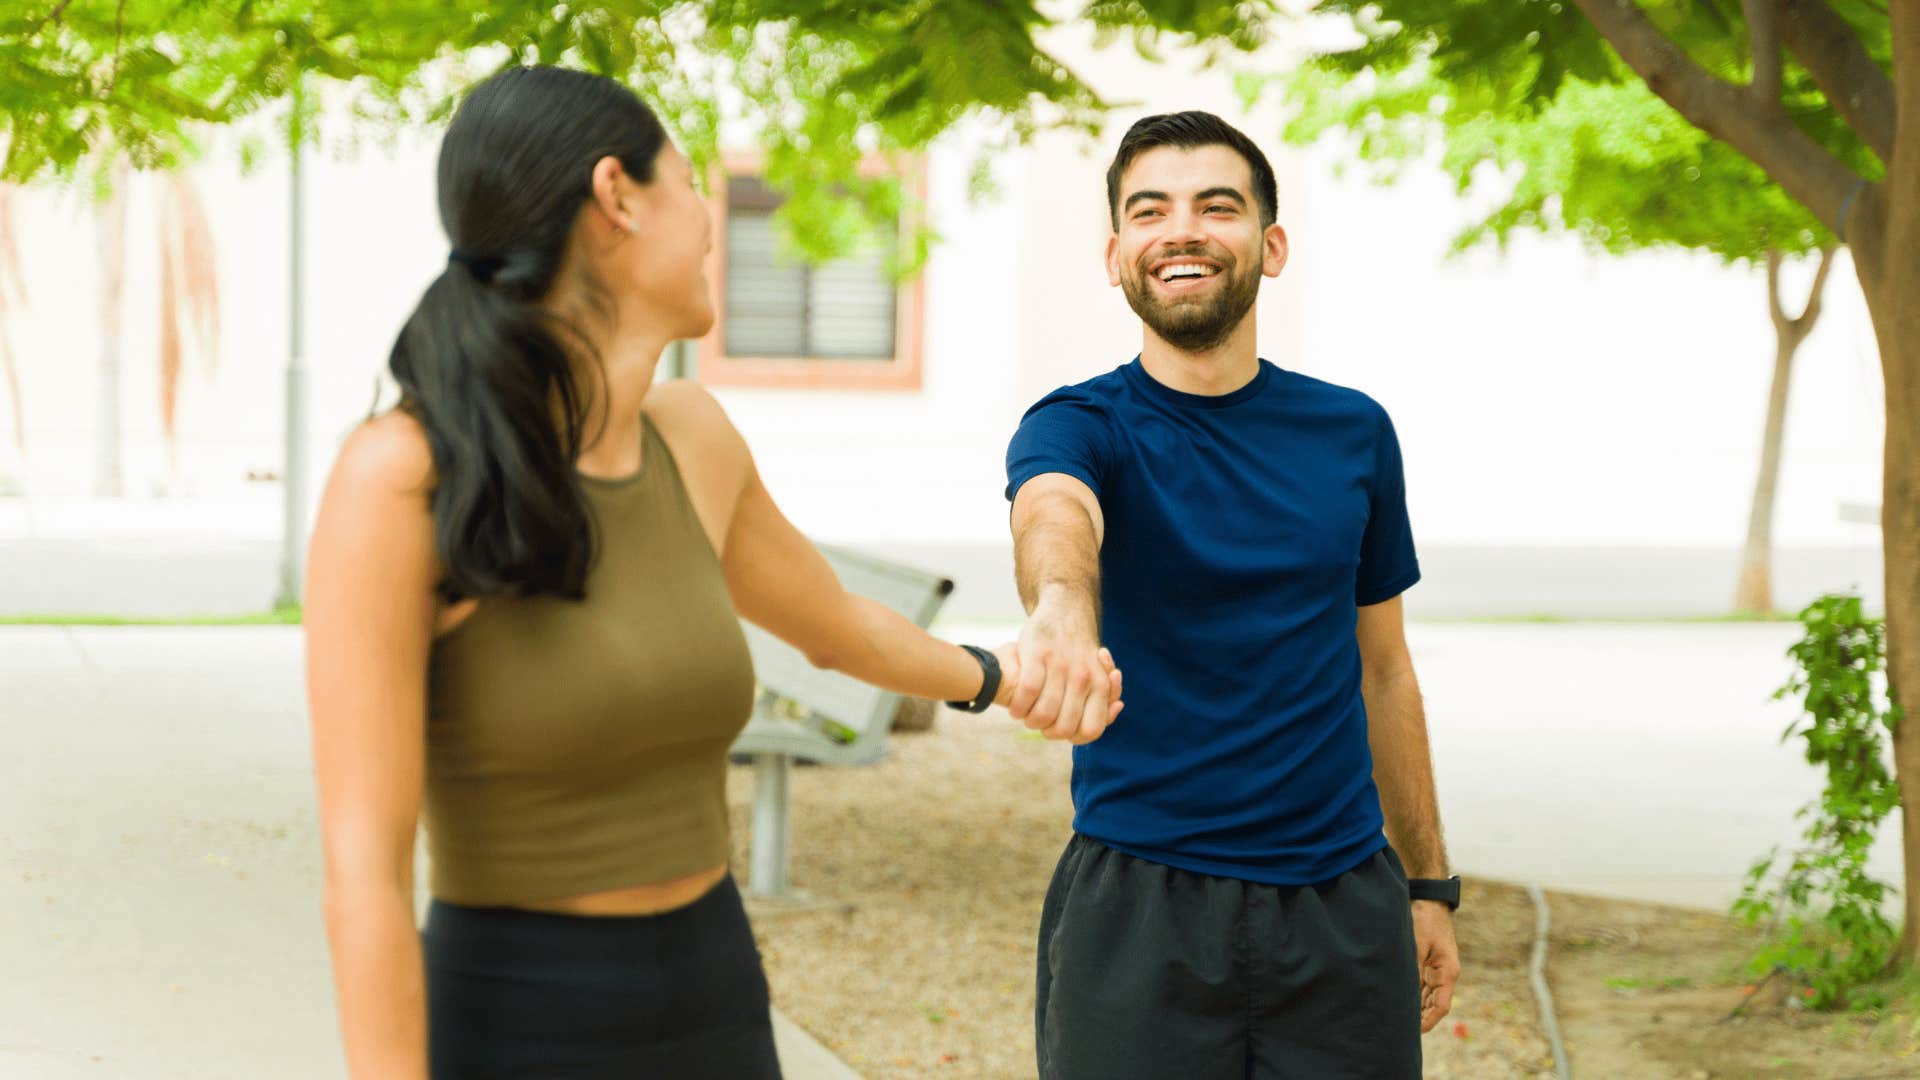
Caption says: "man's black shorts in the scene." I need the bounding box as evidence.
[1035,834,1422,1079]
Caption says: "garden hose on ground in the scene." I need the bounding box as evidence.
[1528,883,1574,1080]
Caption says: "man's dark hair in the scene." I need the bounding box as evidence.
[1105,111,1278,230]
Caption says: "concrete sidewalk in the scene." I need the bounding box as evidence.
[2,621,1903,1075]
[0,494,1887,621]
[0,626,858,1080]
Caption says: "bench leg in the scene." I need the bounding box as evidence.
[747,752,791,899]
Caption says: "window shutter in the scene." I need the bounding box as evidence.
[809,247,896,360]
[721,175,898,361]
[723,210,808,358]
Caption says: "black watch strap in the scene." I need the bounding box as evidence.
[1407,876,1461,911]
[947,645,1002,714]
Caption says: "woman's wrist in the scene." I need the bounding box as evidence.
[945,644,1002,713]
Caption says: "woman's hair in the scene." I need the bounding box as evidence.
[387,65,668,603]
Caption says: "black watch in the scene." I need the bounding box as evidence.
[1408,876,1461,911]
[947,645,1002,714]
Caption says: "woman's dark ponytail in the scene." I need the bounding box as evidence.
[385,66,667,602]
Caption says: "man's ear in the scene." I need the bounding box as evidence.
[1263,222,1289,278]
[1106,232,1122,287]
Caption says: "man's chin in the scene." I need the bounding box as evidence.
[1141,309,1238,348]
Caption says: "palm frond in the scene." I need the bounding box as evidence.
[0,333,23,459]
[0,179,24,457]
[157,178,181,443]
[168,173,218,372]
[0,185,25,312]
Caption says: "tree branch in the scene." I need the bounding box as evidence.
[30,0,76,40]
[1746,0,1785,111]
[1571,0,1871,234]
[1896,0,1920,159]
[1767,248,1788,332]
[108,0,126,95]
[1797,243,1838,330]
[1781,0,1896,161]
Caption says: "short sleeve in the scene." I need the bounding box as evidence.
[1355,406,1421,606]
[1004,388,1117,504]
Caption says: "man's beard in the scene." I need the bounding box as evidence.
[1120,250,1260,354]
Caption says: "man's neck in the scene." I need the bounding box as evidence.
[1137,318,1261,397]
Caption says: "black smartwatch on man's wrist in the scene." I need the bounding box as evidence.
[947,645,1002,714]
[1407,875,1462,911]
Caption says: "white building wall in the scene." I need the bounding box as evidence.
[0,33,1889,618]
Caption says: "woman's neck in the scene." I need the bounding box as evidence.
[564,316,671,478]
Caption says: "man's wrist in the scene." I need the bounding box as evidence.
[1034,585,1097,628]
[1407,875,1462,911]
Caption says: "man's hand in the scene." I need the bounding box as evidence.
[1007,598,1122,745]
[1413,901,1460,1033]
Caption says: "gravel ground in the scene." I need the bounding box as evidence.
[724,708,1558,1079]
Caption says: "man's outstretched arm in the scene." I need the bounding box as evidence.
[1010,473,1121,744]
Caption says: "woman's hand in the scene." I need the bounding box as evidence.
[993,641,1122,744]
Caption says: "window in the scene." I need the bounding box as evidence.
[696,157,925,390]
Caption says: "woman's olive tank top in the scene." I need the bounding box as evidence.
[423,416,755,906]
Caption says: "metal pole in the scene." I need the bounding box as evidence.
[662,338,691,381]
[275,76,308,611]
[748,752,792,898]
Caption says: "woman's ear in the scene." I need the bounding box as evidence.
[589,155,641,235]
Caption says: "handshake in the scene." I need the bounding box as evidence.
[987,604,1123,746]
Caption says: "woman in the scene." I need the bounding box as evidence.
[302,66,1122,1079]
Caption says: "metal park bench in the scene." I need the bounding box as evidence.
[730,544,954,903]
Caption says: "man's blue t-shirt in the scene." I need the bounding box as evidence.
[1005,357,1420,885]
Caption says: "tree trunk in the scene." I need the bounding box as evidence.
[1735,247,1836,614]
[93,165,128,498]
[1573,0,1919,967]
[1866,30,1918,953]
[157,192,182,484]
[1733,339,1794,614]
[0,185,25,462]
[1884,330,1919,963]
[0,331,23,465]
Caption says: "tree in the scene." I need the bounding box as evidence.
[78,163,222,498]
[153,172,221,488]
[1285,0,1918,964]
[3,1,1281,260]
[92,158,125,496]
[5,2,1283,500]
[0,185,27,475]
[1270,40,1846,615]
[1743,243,1836,614]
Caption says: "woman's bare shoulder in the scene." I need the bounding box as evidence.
[332,408,438,498]
[644,379,750,463]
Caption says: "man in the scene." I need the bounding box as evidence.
[1003,111,1460,1078]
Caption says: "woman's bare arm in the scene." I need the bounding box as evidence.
[303,412,439,1079]
[652,382,1117,719]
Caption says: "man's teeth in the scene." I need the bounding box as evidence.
[1157,264,1219,281]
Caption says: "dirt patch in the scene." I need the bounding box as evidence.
[1550,892,1920,1079]
[727,711,1917,1078]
